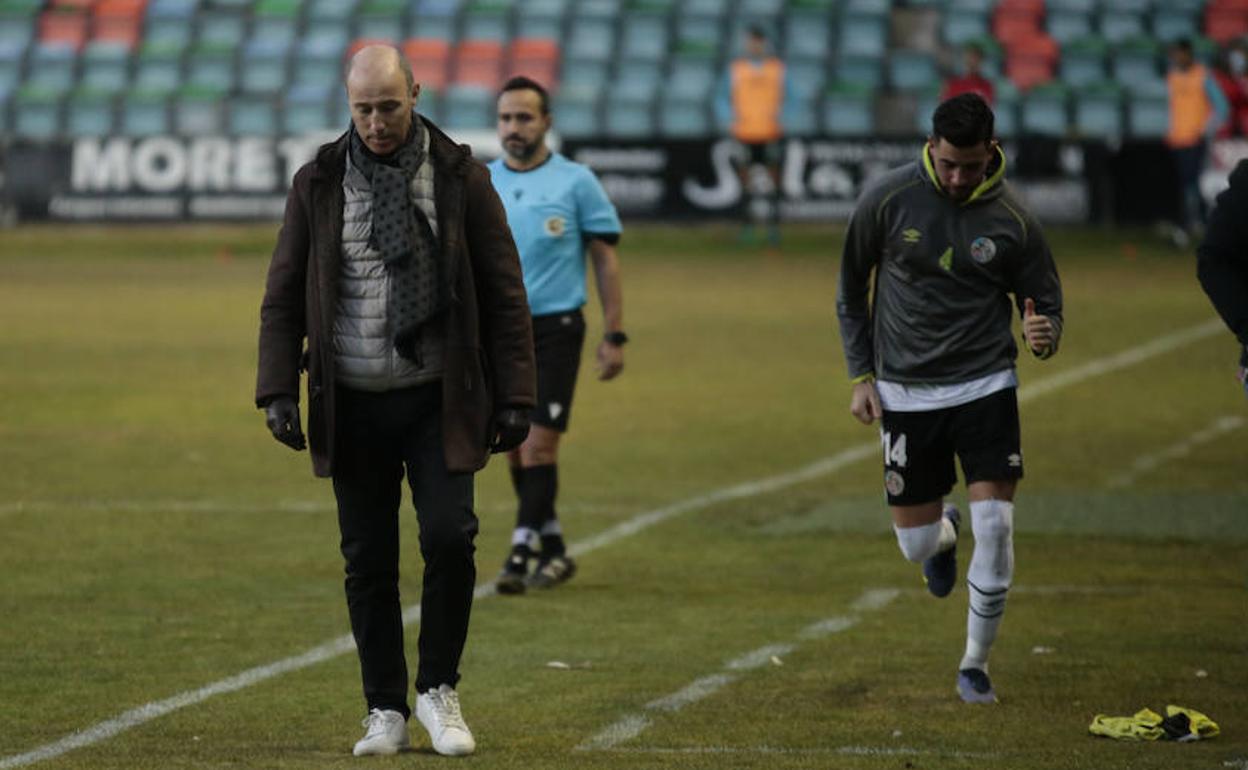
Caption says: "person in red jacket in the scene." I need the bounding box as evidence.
[941,43,995,106]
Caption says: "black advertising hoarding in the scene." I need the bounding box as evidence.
[2,133,1098,224]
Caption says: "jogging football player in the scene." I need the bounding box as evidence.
[487,76,626,593]
[836,93,1063,703]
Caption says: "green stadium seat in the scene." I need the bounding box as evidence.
[196,12,247,47]
[145,17,192,46]
[78,44,130,95]
[674,16,724,58]
[1020,83,1069,136]
[186,43,238,92]
[25,42,78,96]
[1073,82,1124,140]
[251,16,298,48]
[1111,38,1165,96]
[133,42,183,94]
[682,0,730,15]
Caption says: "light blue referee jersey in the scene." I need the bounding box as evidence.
[487,152,622,316]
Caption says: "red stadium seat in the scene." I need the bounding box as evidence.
[452,39,504,90]
[996,0,1045,16]
[506,38,560,91]
[92,0,145,48]
[1206,10,1248,43]
[994,11,1044,46]
[403,38,452,91]
[1007,55,1055,91]
[38,10,90,50]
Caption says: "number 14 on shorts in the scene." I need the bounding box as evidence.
[881,430,908,468]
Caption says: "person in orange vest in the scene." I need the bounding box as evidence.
[1166,38,1229,248]
[715,25,795,248]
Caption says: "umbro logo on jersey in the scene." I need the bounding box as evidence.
[1008,453,1022,467]
[902,228,922,243]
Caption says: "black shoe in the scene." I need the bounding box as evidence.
[526,554,576,589]
[923,504,960,598]
[495,550,530,595]
[957,668,997,704]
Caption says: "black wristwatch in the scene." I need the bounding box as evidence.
[603,331,629,346]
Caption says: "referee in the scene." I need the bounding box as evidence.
[487,76,625,594]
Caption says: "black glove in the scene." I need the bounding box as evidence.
[264,396,306,451]
[490,408,530,453]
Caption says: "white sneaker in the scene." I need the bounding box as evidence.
[416,685,476,756]
[352,708,410,756]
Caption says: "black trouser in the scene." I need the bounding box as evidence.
[1173,140,1208,230]
[332,381,478,718]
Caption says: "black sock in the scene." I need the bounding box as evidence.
[517,464,552,534]
[523,464,564,556]
[509,464,526,497]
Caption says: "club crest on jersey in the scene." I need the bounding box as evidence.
[970,236,997,264]
[884,470,905,496]
[544,215,566,237]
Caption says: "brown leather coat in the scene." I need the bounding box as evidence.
[256,118,535,477]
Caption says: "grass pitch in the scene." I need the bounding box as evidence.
[0,223,1245,770]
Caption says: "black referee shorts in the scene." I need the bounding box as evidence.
[530,309,586,433]
[879,387,1023,507]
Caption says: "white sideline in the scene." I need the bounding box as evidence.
[575,589,901,751]
[599,745,998,759]
[0,318,1226,769]
[1106,415,1245,488]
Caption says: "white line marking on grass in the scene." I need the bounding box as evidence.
[0,320,1221,768]
[576,588,898,752]
[601,744,998,759]
[1106,415,1245,489]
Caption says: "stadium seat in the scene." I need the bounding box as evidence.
[889,50,938,91]
[1097,11,1146,45]
[1111,39,1165,96]
[1020,83,1069,136]
[783,12,831,59]
[65,92,116,136]
[13,86,62,139]
[1205,10,1248,44]
[948,0,995,13]
[839,13,887,59]
[145,17,192,46]
[1059,38,1108,89]
[551,91,600,137]
[575,0,622,22]
[1102,0,1152,12]
[240,50,287,95]
[147,0,200,19]
[120,92,169,135]
[787,58,826,101]
[283,85,334,133]
[463,7,512,43]
[1126,97,1169,138]
[38,9,89,50]
[1047,11,1093,45]
[836,54,884,91]
[846,0,891,15]
[994,11,1043,46]
[667,54,717,101]
[229,98,278,136]
[515,11,563,41]
[1047,0,1096,11]
[442,83,493,129]
[1152,10,1198,42]
[92,0,144,49]
[186,43,237,92]
[173,89,225,135]
[196,12,247,47]
[604,96,655,138]
[1073,82,1123,139]
[613,60,661,102]
[822,81,873,135]
[506,38,559,90]
[658,97,710,138]
[565,18,615,63]
[683,0,731,15]
[942,12,989,46]
[355,16,405,45]
[307,0,359,22]
[740,0,785,14]
[25,42,78,97]
[453,40,504,90]
[133,42,182,94]
[404,37,451,91]
[558,57,608,98]
[620,13,669,62]
[79,40,131,95]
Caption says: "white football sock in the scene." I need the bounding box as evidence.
[960,499,1015,672]
[510,527,537,549]
[894,520,943,563]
